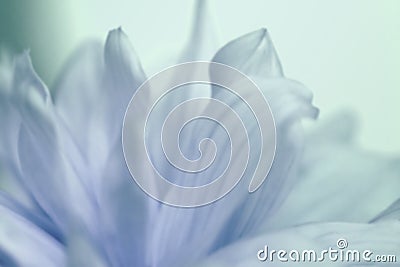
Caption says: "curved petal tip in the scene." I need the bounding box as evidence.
[213,28,284,78]
[104,27,146,89]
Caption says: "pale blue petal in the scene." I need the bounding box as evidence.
[12,53,96,235]
[180,0,219,61]
[204,30,317,238]
[52,41,108,171]
[371,198,400,222]
[2,32,149,266]
[144,30,317,267]
[140,0,218,179]
[104,27,146,91]
[95,140,148,267]
[266,112,400,228]
[56,28,148,266]
[102,27,147,146]
[213,28,284,77]
[197,77,318,243]
[0,53,38,211]
[53,29,146,179]
[147,0,219,75]
[0,204,66,267]
[0,52,19,163]
[65,228,109,267]
[97,28,148,266]
[0,192,63,242]
[53,29,147,265]
[195,221,400,267]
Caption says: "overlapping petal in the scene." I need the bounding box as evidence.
[0,29,149,266]
[266,112,400,229]
[0,205,65,267]
[0,1,398,266]
[52,28,148,266]
[143,28,318,267]
[195,221,400,267]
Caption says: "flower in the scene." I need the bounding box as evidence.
[0,1,399,266]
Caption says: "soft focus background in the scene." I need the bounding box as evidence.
[1,0,399,153]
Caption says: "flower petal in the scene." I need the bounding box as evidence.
[195,221,400,266]
[266,112,400,228]
[0,53,36,210]
[6,48,147,267]
[180,0,219,61]
[104,27,146,103]
[52,40,107,167]
[53,29,148,266]
[0,204,65,267]
[212,28,284,77]
[11,52,96,235]
[53,28,146,181]
[144,31,317,267]
[204,29,317,240]
[95,140,148,267]
[0,192,63,242]
[97,29,149,266]
[198,77,318,244]
[65,228,108,267]
[371,198,400,222]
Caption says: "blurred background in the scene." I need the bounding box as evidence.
[1,0,399,153]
